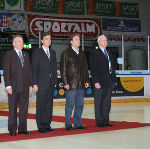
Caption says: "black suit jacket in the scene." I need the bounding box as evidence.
[89,48,116,88]
[3,49,32,92]
[32,48,57,89]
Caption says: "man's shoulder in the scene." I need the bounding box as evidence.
[4,49,15,56]
[62,47,71,54]
[90,48,100,54]
[22,51,29,56]
[32,48,42,54]
[50,49,56,54]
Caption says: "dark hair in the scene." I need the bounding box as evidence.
[69,33,80,42]
[12,34,23,43]
[126,65,131,70]
[41,32,51,40]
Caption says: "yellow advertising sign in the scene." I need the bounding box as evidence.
[120,77,144,92]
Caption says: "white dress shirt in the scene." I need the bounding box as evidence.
[99,46,111,72]
[42,46,50,60]
[72,46,79,55]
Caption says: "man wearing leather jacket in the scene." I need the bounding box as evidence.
[60,33,89,131]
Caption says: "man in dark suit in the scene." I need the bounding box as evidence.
[3,35,32,136]
[32,32,57,133]
[89,35,117,128]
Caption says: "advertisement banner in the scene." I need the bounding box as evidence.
[0,0,5,10]
[5,0,21,11]
[102,32,148,46]
[64,0,85,15]
[102,18,141,32]
[31,0,59,14]
[112,77,144,97]
[53,77,144,99]
[0,13,25,31]
[86,0,139,18]
[28,14,102,39]
[24,0,139,18]
[121,3,139,18]
[89,0,116,16]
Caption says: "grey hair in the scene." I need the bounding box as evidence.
[97,35,107,43]
[12,34,23,43]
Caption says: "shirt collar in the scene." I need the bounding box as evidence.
[14,48,22,55]
[71,46,79,54]
[42,45,49,53]
[99,46,105,53]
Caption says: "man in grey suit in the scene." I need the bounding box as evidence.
[89,35,117,128]
[32,32,57,133]
[3,35,32,136]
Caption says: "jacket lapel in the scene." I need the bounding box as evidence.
[41,48,50,62]
[12,49,23,68]
[98,48,109,64]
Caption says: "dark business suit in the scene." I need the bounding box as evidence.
[32,48,57,130]
[3,49,32,133]
[89,48,116,125]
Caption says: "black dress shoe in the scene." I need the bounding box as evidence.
[38,128,47,133]
[97,124,106,127]
[10,133,16,136]
[74,125,88,129]
[18,131,31,135]
[46,128,56,132]
[105,123,114,127]
[66,126,74,131]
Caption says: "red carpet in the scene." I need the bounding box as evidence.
[0,110,150,143]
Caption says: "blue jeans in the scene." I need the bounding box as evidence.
[65,90,84,128]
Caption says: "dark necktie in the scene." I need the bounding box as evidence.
[104,49,109,61]
[104,50,112,74]
[18,51,24,67]
[46,50,50,60]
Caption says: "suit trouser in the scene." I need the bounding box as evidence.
[36,85,54,129]
[94,83,112,125]
[8,90,29,133]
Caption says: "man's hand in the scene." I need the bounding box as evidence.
[115,82,117,86]
[29,86,33,94]
[33,85,38,92]
[95,83,101,89]
[64,84,70,90]
[85,83,89,88]
[6,88,12,94]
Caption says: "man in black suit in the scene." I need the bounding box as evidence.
[3,35,32,136]
[89,35,117,127]
[32,32,57,133]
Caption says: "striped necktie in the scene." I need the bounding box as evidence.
[46,50,50,60]
[18,51,24,67]
[104,50,112,74]
[104,49,109,61]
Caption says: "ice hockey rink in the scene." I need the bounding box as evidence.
[1,102,150,149]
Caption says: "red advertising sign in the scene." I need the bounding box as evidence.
[28,14,102,39]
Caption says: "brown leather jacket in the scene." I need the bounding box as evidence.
[60,47,89,90]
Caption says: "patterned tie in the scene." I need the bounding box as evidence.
[18,51,24,67]
[104,49,109,61]
[104,50,112,74]
[46,50,50,60]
